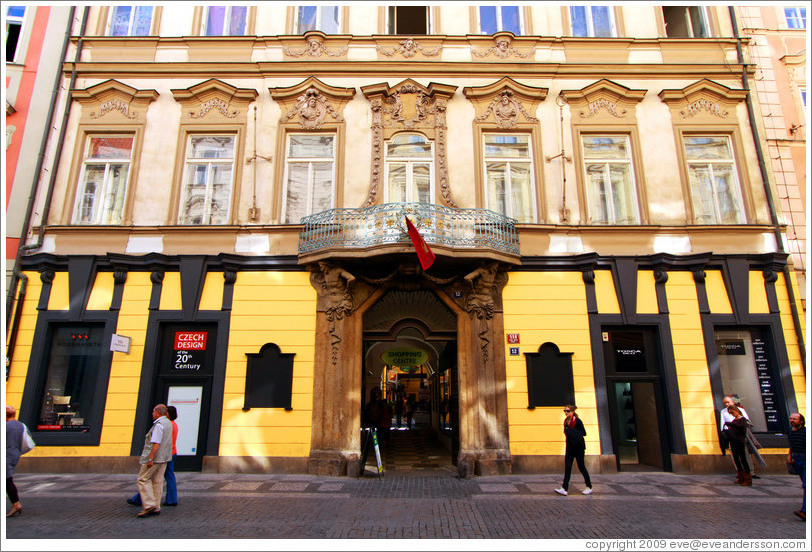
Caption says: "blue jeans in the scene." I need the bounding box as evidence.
[793,453,806,513]
[130,455,177,505]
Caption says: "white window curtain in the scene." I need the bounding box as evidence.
[203,6,247,36]
[570,6,615,37]
[109,6,153,36]
[483,134,535,222]
[297,6,340,34]
[283,134,336,223]
[179,135,236,225]
[72,135,134,225]
[581,135,639,224]
[479,6,522,35]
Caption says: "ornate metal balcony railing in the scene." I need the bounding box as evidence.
[298,202,519,257]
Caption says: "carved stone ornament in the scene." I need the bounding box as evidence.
[90,98,138,120]
[377,37,441,58]
[580,98,628,119]
[283,35,348,58]
[361,80,458,208]
[462,262,508,363]
[679,98,729,119]
[311,261,356,365]
[475,89,539,129]
[281,87,343,130]
[189,97,238,119]
[472,36,534,59]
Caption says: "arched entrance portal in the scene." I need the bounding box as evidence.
[306,259,513,478]
[362,291,458,474]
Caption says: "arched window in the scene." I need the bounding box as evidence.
[384,134,434,203]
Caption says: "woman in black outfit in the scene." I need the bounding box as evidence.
[724,405,753,486]
[555,405,593,496]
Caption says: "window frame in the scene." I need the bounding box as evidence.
[5,5,27,63]
[383,133,436,204]
[177,133,238,225]
[478,5,524,35]
[569,5,617,37]
[201,5,248,36]
[387,5,433,35]
[295,5,342,34]
[481,132,538,222]
[681,133,747,225]
[70,133,136,226]
[281,132,338,224]
[662,6,711,38]
[784,6,807,29]
[579,134,641,225]
[107,5,155,37]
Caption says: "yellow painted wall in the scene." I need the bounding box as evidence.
[636,271,658,314]
[5,272,43,414]
[665,271,716,455]
[775,271,807,414]
[220,271,317,457]
[159,271,182,311]
[503,271,597,455]
[199,272,225,311]
[748,270,770,314]
[594,270,620,314]
[47,271,69,311]
[705,270,733,314]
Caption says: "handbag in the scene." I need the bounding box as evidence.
[787,461,798,475]
[20,424,36,454]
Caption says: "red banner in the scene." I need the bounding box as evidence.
[405,216,435,270]
[175,331,207,350]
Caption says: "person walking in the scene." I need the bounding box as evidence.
[719,394,764,479]
[555,405,593,496]
[724,405,753,486]
[128,405,179,507]
[135,404,173,518]
[787,412,806,521]
[6,406,27,517]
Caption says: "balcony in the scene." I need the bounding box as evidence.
[298,202,519,265]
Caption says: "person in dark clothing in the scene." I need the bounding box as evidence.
[555,405,593,496]
[724,405,752,486]
[787,412,806,521]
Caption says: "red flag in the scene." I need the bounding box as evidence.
[405,216,435,270]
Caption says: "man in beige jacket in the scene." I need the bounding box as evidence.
[135,404,173,518]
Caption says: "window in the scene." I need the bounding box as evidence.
[179,135,236,225]
[385,134,434,203]
[296,6,340,34]
[581,135,640,224]
[203,5,247,36]
[108,5,153,36]
[282,134,336,223]
[683,135,745,224]
[72,135,134,225]
[388,6,429,35]
[663,6,710,38]
[570,5,615,37]
[483,134,536,222]
[479,6,522,35]
[5,5,25,62]
[785,7,807,29]
[716,329,782,432]
[36,325,104,433]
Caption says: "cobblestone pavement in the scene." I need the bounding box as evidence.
[3,471,808,542]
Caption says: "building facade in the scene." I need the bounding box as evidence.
[5,4,806,476]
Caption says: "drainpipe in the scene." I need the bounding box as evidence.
[728,7,806,370]
[5,7,85,362]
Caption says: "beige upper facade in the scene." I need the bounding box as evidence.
[24,5,799,264]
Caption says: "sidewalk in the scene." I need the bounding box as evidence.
[3,471,807,542]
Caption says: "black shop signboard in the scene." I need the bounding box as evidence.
[158,324,217,376]
[752,338,781,432]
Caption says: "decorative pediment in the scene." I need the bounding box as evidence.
[270,77,355,130]
[658,79,748,121]
[171,79,258,122]
[560,79,646,121]
[361,79,459,208]
[72,79,158,123]
[471,32,534,59]
[281,31,349,58]
[463,77,547,129]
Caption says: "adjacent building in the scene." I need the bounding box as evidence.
[5,5,806,476]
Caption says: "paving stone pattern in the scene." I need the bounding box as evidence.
[4,472,806,540]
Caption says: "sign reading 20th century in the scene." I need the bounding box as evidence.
[173,331,207,371]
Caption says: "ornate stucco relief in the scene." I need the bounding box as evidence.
[281,87,344,130]
[376,37,441,58]
[90,98,139,119]
[679,98,729,119]
[579,98,628,119]
[472,36,534,59]
[283,35,348,58]
[474,89,539,128]
[189,97,239,119]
